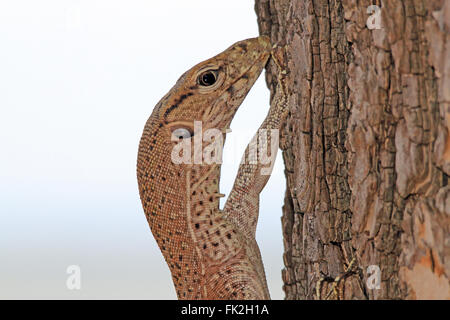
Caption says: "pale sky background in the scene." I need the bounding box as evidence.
[0,0,285,299]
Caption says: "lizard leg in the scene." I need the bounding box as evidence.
[223,46,289,238]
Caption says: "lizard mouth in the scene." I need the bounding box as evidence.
[225,36,272,100]
[233,35,271,77]
[196,36,272,131]
[232,52,270,87]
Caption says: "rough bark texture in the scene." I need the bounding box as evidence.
[255,0,450,299]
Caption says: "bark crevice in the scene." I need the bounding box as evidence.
[256,0,450,299]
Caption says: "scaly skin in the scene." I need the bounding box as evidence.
[137,36,288,299]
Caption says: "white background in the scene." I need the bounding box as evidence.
[0,0,285,299]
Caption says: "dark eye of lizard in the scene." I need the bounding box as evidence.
[198,70,217,86]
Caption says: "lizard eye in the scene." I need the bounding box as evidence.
[172,127,192,140]
[198,70,218,87]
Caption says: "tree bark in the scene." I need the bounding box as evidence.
[255,0,450,299]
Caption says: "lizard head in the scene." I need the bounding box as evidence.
[155,36,271,145]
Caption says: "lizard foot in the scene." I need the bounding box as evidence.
[270,45,288,79]
[316,257,358,300]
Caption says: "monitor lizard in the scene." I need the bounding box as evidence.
[137,36,288,299]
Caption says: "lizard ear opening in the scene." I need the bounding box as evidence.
[172,127,192,140]
[167,121,195,140]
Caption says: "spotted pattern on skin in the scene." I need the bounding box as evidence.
[137,36,280,300]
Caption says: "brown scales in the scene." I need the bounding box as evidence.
[137,36,289,299]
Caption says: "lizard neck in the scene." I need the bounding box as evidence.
[184,164,222,298]
[137,116,222,299]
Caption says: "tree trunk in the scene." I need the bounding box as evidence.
[255,0,450,299]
